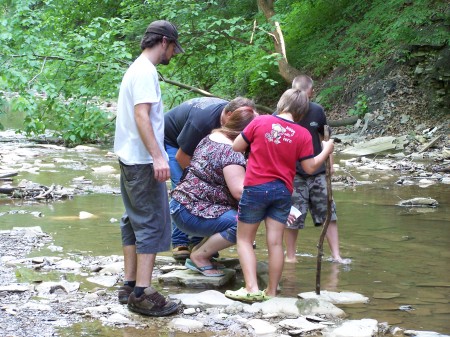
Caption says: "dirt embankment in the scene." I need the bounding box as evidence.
[322,44,449,144]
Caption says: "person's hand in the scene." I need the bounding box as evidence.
[286,213,297,226]
[152,157,170,182]
[322,139,334,155]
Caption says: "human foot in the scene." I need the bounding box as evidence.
[330,256,352,264]
[225,287,267,303]
[185,258,224,277]
[284,256,298,263]
[127,286,178,316]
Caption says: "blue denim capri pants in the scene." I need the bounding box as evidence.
[169,199,237,244]
[238,179,291,224]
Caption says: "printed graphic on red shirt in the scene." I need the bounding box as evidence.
[265,123,296,144]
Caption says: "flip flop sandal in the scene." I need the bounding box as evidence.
[210,259,226,269]
[185,258,225,277]
[224,287,265,303]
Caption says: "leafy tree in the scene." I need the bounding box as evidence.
[1,0,130,144]
[0,0,447,144]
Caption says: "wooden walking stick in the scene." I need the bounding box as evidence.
[315,125,333,295]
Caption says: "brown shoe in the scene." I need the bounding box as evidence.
[172,246,190,261]
[118,285,133,304]
[127,286,179,317]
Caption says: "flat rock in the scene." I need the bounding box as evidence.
[169,318,204,332]
[158,268,235,288]
[403,330,450,337]
[299,290,369,304]
[296,298,346,318]
[0,284,30,292]
[397,198,438,207]
[278,316,327,332]
[35,280,80,295]
[342,136,406,156]
[99,261,124,275]
[326,318,378,337]
[79,211,95,219]
[252,297,302,316]
[54,259,81,270]
[86,275,118,287]
[170,290,235,308]
[246,318,277,336]
[101,313,132,324]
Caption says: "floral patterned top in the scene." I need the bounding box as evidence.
[171,135,246,218]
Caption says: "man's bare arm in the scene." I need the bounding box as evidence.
[134,103,170,182]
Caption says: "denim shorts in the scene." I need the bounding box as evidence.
[238,180,292,224]
[169,199,237,243]
[119,161,171,254]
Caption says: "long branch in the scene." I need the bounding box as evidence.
[2,53,129,66]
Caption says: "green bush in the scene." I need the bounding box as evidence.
[348,94,368,117]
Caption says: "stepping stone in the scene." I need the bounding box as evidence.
[158,268,236,288]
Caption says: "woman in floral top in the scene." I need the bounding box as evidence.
[169,106,257,276]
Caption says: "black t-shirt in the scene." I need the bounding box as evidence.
[296,102,329,176]
[164,97,228,156]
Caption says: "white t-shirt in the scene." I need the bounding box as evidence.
[114,55,168,165]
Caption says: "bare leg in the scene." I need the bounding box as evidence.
[326,221,342,262]
[237,220,260,293]
[190,233,234,276]
[136,253,156,287]
[283,228,299,263]
[123,245,137,282]
[265,217,286,297]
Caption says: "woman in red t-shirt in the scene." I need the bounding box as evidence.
[225,88,334,302]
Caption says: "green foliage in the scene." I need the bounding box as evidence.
[1,0,280,142]
[315,85,344,110]
[315,76,347,109]
[0,0,446,144]
[348,94,368,117]
[279,0,448,75]
[1,0,127,145]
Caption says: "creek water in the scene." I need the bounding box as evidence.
[0,141,449,336]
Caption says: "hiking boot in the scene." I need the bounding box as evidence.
[127,286,179,317]
[118,285,133,304]
[172,246,190,261]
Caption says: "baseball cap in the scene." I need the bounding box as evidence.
[145,20,184,54]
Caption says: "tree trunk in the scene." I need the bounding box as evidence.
[257,0,301,83]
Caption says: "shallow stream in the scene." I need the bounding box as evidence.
[0,140,448,336]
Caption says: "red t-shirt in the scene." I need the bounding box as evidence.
[241,115,314,193]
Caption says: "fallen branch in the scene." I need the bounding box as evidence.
[419,134,442,153]
[329,116,358,127]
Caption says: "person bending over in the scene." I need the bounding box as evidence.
[164,96,255,261]
[169,106,258,276]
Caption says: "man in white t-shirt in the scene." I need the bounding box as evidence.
[114,20,184,317]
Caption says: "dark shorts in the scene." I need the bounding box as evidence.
[238,180,291,224]
[119,161,171,254]
[289,173,337,230]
